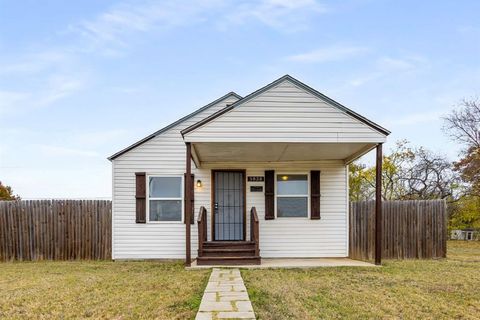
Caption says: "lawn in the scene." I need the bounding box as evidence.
[242,241,480,320]
[1,242,479,320]
[0,261,209,319]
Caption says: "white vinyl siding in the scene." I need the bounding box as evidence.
[197,161,348,258]
[112,94,240,259]
[184,79,386,143]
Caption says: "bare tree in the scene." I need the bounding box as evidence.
[443,98,480,196]
[349,141,459,201]
[443,99,480,148]
[402,148,459,200]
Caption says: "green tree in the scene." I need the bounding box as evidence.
[349,163,371,201]
[449,196,480,230]
[0,181,20,200]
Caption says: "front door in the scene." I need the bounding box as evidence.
[213,170,245,241]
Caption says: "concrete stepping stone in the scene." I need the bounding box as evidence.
[195,268,256,320]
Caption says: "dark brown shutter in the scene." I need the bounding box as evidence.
[311,170,321,220]
[265,170,275,220]
[184,173,195,224]
[135,172,146,223]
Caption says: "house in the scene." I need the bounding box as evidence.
[109,75,389,266]
[451,228,479,241]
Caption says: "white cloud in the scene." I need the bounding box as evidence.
[223,0,327,31]
[35,144,99,158]
[70,0,327,52]
[286,45,369,63]
[71,0,222,51]
[0,50,71,75]
[0,91,31,115]
[382,110,447,127]
[349,55,428,87]
[73,129,129,146]
[0,73,86,115]
[377,57,415,70]
[37,75,86,107]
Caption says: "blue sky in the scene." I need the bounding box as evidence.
[1,0,479,198]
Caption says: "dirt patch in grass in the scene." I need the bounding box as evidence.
[242,241,480,319]
[0,261,209,319]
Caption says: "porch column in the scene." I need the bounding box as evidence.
[375,143,383,265]
[185,142,192,267]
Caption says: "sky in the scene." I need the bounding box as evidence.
[1,0,479,198]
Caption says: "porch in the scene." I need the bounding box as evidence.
[188,257,376,269]
[184,141,385,267]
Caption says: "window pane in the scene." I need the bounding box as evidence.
[149,177,181,198]
[149,200,182,221]
[277,174,308,195]
[277,197,308,217]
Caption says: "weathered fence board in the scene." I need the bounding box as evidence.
[0,200,111,261]
[1,199,447,261]
[349,200,447,260]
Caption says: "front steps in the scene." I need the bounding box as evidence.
[196,241,261,265]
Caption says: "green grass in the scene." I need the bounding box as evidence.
[0,260,209,319]
[1,242,479,319]
[242,241,480,320]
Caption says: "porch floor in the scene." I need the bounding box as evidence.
[188,258,376,269]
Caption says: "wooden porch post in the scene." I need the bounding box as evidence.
[375,143,383,265]
[185,142,192,267]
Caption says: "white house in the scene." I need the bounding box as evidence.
[109,75,389,265]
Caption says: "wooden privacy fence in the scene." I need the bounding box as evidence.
[1,199,447,261]
[0,200,111,261]
[349,200,447,260]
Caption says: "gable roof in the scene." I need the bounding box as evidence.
[108,91,242,160]
[181,74,390,137]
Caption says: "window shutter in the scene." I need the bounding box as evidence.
[135,172,146,223]
[265,170,275,220]
[311,170,321,220]
[184,173,195,224]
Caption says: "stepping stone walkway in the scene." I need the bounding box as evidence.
[195,268,256,320]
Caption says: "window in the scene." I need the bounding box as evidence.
[276,174,308,217]
[148,176,183,222]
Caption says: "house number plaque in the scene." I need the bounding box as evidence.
[247,176,264,182]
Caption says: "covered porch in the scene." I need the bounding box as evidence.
[183,141,385,267]
[180,75,389,267]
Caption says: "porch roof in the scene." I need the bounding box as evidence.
[190,141,377,166]
[183,75,388,167]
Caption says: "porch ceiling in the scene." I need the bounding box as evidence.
[192,142,376,165]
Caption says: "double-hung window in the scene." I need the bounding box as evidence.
[148,176,183,222]
[276,174,309,218]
